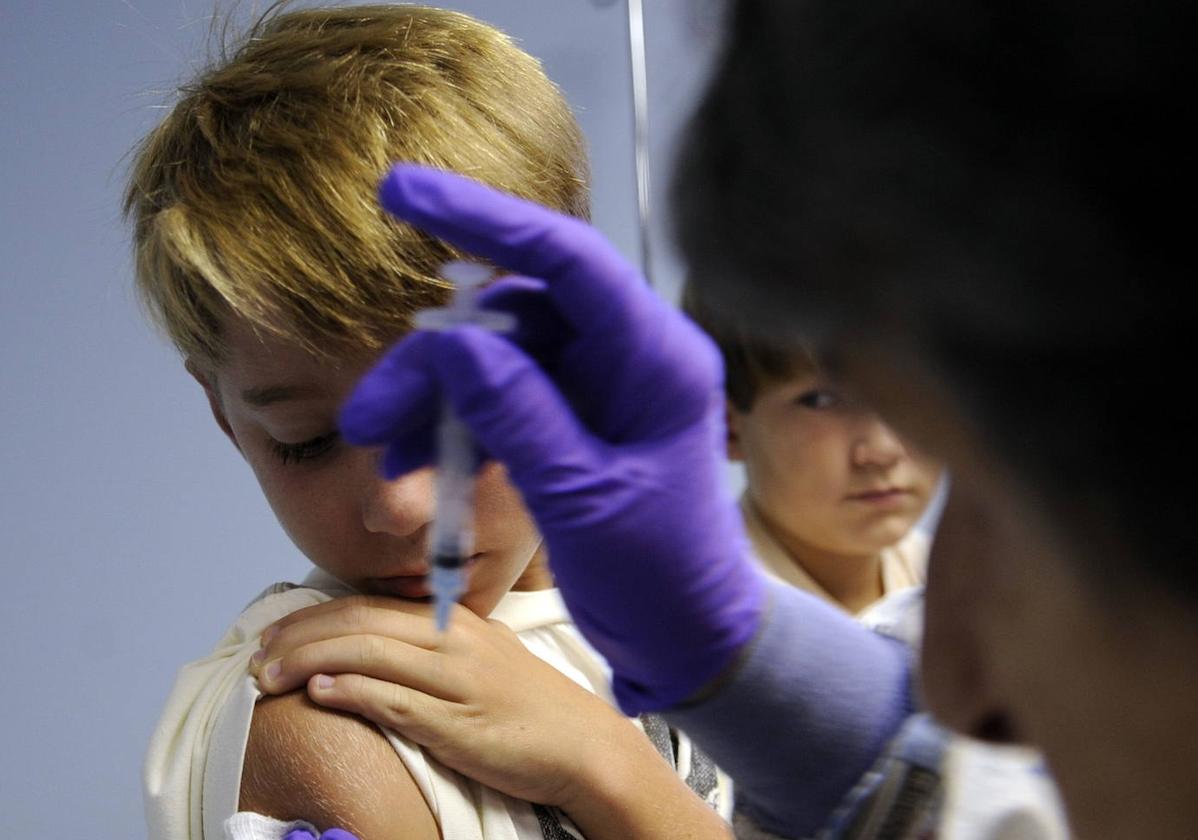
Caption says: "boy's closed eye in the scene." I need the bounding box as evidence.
[269,430,342,465]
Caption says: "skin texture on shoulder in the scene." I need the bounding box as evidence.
[240,690,440,840]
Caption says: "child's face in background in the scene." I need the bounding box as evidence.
[194,318,547,617]
[728,370,941,560]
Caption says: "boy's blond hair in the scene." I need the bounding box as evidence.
[125,4,589,366]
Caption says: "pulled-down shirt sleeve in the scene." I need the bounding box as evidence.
[664,579,942,839]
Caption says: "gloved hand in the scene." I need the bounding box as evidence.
[282,829,358,840]
[340,164,765,713]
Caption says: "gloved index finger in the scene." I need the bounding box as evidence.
[378,164,662,338]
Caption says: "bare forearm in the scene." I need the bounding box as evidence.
[560,720,732,840]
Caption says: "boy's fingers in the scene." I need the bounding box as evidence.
[379,165,664,342]
[267,594,434,637]
[308,672,451,746]
[262,599,446,663]
[257,634,459,699]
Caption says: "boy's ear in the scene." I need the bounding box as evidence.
[185,359,242,454]
[725,400,745,462]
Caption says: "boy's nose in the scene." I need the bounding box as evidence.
[361,457,436,538]
[851,415,907,469]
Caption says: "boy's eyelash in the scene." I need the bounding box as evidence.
[270,431,340,465]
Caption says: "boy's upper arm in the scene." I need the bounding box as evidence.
[239,690,441,840]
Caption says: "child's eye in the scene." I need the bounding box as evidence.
[794,389,841,410]
[270,431,340,465]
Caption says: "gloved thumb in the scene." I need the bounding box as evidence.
[425,325,602,491]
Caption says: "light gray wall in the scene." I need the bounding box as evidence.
[0,1,722,834]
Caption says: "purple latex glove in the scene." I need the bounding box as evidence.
[282,830,358,840]
[340,165,765,713]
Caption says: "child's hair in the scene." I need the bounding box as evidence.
[681,281,818,412]
[124,4,589,366]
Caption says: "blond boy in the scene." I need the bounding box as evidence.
[128,7,727,838]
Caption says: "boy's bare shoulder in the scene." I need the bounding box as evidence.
[240,690,440,839]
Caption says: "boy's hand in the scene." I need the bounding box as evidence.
[252,595,647,810]
[339,165,766,714]
[254,596,734,839]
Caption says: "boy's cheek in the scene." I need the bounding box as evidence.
[472,466,539,537]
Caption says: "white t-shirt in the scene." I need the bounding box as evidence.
[144,568,731,840]
[740,493,928,615]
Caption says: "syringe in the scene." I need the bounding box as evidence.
[414,261,515,631]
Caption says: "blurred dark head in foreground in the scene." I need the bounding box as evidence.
[675,1,1196,836]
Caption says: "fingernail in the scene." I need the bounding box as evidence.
[313,674,335,691]
[250,648,266,667]
[264,661,282,685]
[261,626,278,646]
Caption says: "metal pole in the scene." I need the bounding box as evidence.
[626,0,654,286]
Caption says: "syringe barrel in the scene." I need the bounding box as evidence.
[420,260,512,632]
[429,401,475,562]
